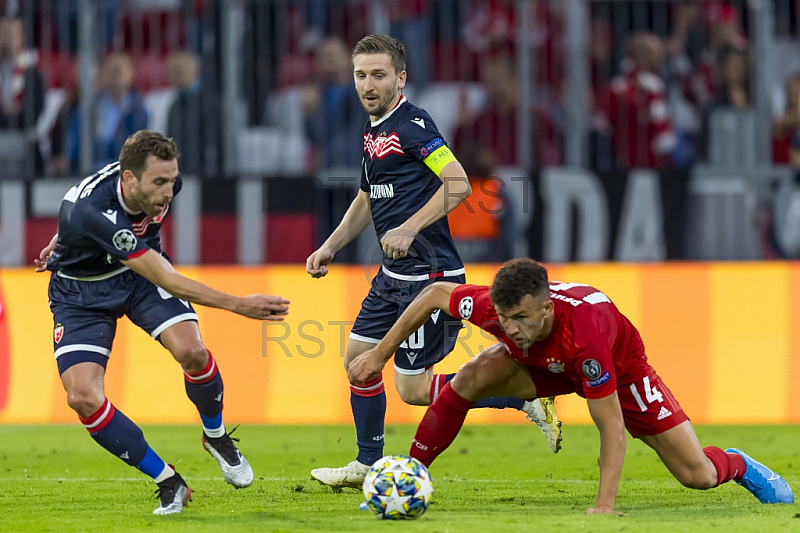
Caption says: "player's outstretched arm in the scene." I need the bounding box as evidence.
[123,249,289,320]
[306,189,372,278]
[348,282,458,383]
[586,393,627,515]
[381,161,471,259]
[34,233,58,272]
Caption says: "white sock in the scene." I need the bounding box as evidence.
[153,463,176,484]
[204,424,226,439]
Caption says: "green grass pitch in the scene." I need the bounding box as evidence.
[0,424,797,532]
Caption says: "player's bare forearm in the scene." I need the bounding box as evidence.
[374,282,458,360]
[123,249,289,319]
[401,161,471,234]
[124,250,238,310]
[349,282,458,383]
[587,393,627,513]
[324,189,372,254]
[34,233,58,272]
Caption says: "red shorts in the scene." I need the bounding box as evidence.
[526,364,688,438]
[615,366,688,438]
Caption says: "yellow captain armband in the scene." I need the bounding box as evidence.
[423,145,458,176]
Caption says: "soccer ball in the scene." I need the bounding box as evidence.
[362,454,433,520]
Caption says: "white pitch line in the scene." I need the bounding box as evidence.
[0,477,663,484]
[0,477,292,482]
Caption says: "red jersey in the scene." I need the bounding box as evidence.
[449,282,648,400]
[602,68,675,168]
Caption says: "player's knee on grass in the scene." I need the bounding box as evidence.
[172,344,208,373]
[671,461,718,490]
[394,374,431,406]
[676,471,717,490]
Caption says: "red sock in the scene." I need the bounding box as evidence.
[429,374,454,403]
[350,375,385,397]
[703,446,747,485]
[410,382,474,467]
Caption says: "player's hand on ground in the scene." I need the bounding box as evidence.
[380,227,417,260]
[34,234,58,272]
[306,247,334,278]
[347,349,385,384]
[238,294,290,320]
[586,507,622,516]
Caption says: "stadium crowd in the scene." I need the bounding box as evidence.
[2,0,800,260]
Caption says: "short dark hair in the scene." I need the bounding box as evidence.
[490,258,550,310]
[352,34,406,74]
[119,130,179,177]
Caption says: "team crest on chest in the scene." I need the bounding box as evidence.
[546,357,564,373]
[364,131,405,160]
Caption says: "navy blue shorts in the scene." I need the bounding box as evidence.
[350,267,465,375]
[49,269,198,374]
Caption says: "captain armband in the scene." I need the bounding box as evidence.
[422,145,458,176]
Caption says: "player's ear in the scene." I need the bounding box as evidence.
[542,299,554,318]
[397,69,407,88]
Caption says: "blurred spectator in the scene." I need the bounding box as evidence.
[792,128,800,170]
[772,73,800,164]
[600,31,676,169]
[300,0,368,49]
[462,0,516,57]
[0,16,44,131]
[663,1,707,168]
[167,51,220,176]
[590,17,614,92]
[48,62,80,176]
[387,0,433,88]
[711,46,750,109]
[697,46,750,160]
[460,0,563,91]
[452,54,562,168]
[302,36,364,169]
[588,16,615,171]
[761,133,800,259]
[699,1,748,100]
[51,0,117,53]
[65,53,148,170]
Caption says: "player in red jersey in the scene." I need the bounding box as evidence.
[348,258,794,513]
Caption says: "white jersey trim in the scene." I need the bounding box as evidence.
[56,266,130,281]
[348,333,381,344]
[394,364,426,376]
[54,344,112,359]
[369,95,407,128]
[150,312,199,339]
[117,177,142,215]
[381,265,465,282]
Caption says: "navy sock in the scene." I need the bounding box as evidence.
[80,399,148,466]
[432,373,525,410]
[473,396,526,409]
[184,350,225,437]
[137,446,173,481]
[350,375,386,466]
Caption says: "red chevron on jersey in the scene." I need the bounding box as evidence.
[364,132,406,160]
[131,204,169,237]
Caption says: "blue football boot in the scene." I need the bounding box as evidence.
[725,448,794,504]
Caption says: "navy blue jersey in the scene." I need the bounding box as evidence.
[360,96,463,277]
[47,162,182,278]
